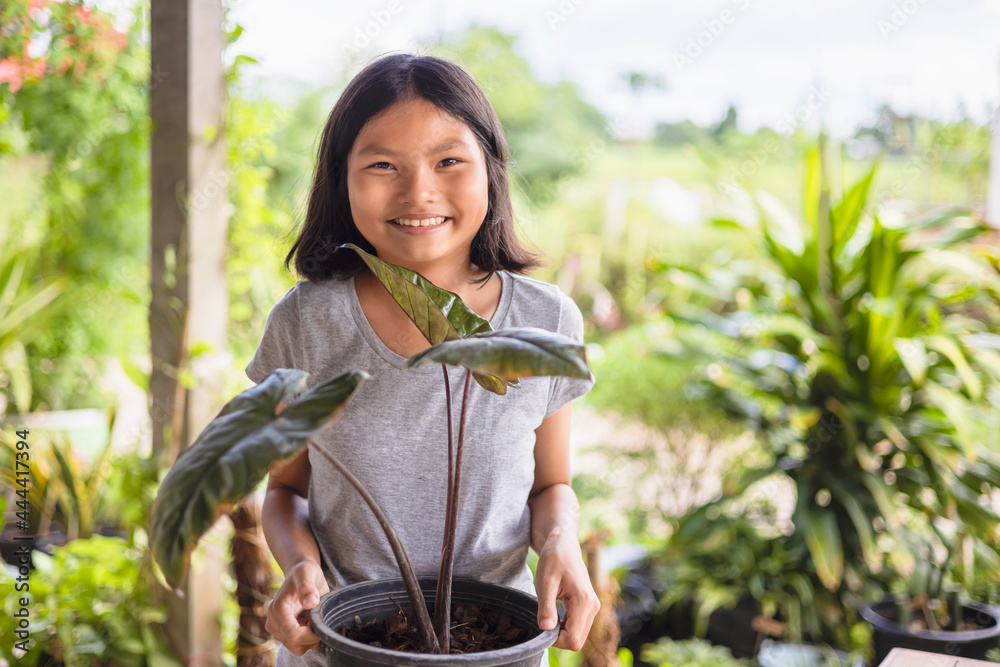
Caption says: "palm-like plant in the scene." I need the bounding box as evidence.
[660,137,1000,614]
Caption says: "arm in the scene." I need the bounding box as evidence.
[527,403,601,652]
[262,449,330,655]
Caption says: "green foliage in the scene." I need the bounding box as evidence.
[654,136,1000,644]
[653,498,875,648]
[1,0,151,412]
[0,533,179,667]
[223,30,301,371]
[0,238,66,414]
[586,322,739,437]
[150,368,366,588]
[0,422,115,539]
[641,637,746,667]
[101,450,161,540]
[343,243,509,394]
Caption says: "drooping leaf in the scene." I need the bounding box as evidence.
[800,505,843,591]
[339,243,508,394]
[926,335,982,400]
[150,368,367,588]
[405,327,591,388]
[893,338,928,386]
[924,380,976,461]
[832,481,882,574]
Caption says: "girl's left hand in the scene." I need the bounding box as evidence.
[534,530,601,651]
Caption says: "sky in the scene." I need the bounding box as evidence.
[102,0,1000,139]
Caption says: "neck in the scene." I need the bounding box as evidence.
[390,256,486,295]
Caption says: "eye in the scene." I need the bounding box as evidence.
[368,161,393,170]
[439,158,460,167]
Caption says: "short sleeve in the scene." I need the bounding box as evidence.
[544,291,595,419]
[245,287,303,384]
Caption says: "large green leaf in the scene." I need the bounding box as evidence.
[405,327,591,386]
[831,481,882,574]
[150,368,367,588]
[800,505,843,591]
[340,243,508,395]
[893,337,928,386]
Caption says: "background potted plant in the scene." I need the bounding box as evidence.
[859,518,1000,663]
[647,135,1000,658]
[150,246,592,665]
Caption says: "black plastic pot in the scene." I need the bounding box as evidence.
[861,598,1000,665]
[310,576,558,666]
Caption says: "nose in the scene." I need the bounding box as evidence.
[398,164,438,204]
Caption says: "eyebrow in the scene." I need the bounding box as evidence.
[355,139,471,157]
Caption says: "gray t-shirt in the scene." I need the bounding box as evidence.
[246,270,594,666]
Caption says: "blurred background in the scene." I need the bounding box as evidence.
[1,1,999,666]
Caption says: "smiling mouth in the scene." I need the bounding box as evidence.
[389,216,450,227]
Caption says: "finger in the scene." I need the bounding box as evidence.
[284,622,323,653]
[554,591,600,651]
[558,596,589,650]
[535,576,560,631]
[299,583,320,609]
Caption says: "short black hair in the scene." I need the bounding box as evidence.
[285,52,541,282]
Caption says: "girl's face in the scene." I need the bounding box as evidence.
[346,96,490,277]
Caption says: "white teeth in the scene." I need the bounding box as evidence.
[392,216,447,227]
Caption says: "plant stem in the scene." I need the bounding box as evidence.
[433,365,455,652]
[307,441,441,654]
[436,369,473,655]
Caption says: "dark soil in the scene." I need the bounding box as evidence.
[340,600,534,654]
[897,616,992,633]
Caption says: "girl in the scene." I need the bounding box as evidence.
[247,53,599,666]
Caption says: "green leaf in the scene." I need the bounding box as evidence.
[6,340,31,413]
[339,243,507,394]
[757,191,805,256]
[802,144,821,237]
[150,368,367,588]
[341,243,491,342]
[831,162,877,259]
[405,328,591,389]
[118,352,151,392]
[800,506,843,591]
[833,482,882,573]
[708,217,745,230]
[924,381,976,460]
[926,335,982,400]
[893,338,928,386]
[862,474,899,528]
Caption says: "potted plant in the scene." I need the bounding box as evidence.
[651,134,1000,652]
[0,419,117,566]
[149,245,591,664]
[860,527,1000,664]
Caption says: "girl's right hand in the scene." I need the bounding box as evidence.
[265,560,330,655]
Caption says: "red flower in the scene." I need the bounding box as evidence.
[0,59,24,92]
